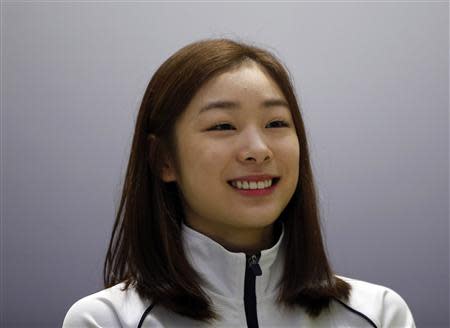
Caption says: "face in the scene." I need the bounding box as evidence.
[161,61,300,250]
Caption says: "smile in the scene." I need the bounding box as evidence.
[228,178,280,190]
[227,178,280,196]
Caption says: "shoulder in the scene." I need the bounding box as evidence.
[335,275,416,328]
[62,282,150,328]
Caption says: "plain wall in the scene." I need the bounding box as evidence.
[1,2,448,327]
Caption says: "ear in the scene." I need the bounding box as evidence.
[160,156,177,182]
[148,134,177,183]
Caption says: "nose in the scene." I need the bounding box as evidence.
[237,128,273,164]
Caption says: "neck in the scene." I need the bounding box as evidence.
[181,220,286,300]
[184,220,277,254]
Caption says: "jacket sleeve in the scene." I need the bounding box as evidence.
[62,296,122,328]
[380,287,416,328]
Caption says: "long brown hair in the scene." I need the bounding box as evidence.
[103,38,351,323]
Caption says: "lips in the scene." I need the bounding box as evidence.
[227,175,280,183]
[227,177,281,188]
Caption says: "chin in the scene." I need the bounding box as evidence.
[236,216,279,229]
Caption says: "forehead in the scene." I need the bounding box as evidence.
[186,62,288,115]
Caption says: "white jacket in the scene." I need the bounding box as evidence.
[63,222,416,327]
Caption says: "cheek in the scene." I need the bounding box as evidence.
[275,136,300,161]
[199,146,230,174]
[276,137,300,186]
[179,139,229,176]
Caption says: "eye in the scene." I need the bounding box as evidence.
[267,120,290,128]
[207,123,236,131]
[206,120,290,132]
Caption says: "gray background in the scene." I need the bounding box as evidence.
[1,1,448,327]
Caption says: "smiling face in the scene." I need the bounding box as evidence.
[161,60,300,252]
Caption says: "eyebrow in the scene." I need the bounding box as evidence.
[198,98,290,115]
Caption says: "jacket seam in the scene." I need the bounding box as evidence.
[137,301,156,328]
[332,297,378,328]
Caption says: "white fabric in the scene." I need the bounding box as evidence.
[63,222,416,327]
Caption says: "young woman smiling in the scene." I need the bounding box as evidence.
[63,38,416,328]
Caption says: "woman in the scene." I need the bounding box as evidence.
[63,38,416,327]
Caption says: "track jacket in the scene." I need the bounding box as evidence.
[63,222,416,327]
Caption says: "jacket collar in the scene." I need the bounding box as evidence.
[181,221,285,301]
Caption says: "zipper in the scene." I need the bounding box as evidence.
[244,252,262,328]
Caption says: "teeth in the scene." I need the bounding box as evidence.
[231,179,273,190]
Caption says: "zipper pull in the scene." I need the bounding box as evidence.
[247,253,262,276]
